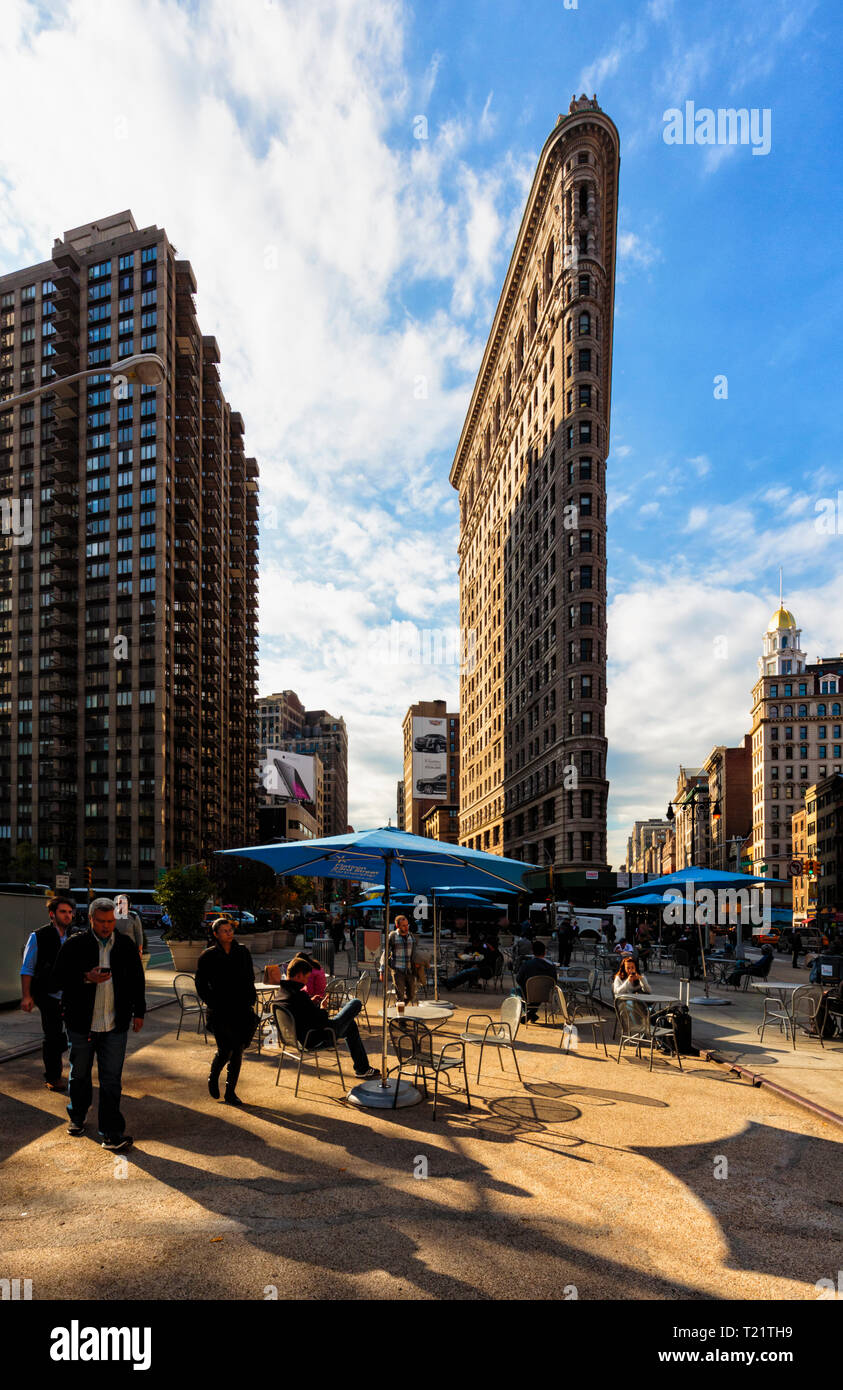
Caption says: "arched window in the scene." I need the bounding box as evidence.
[504,363,512,408]
[834,703,841,716]
[818,704,826,717]
[578,312,590,336]
[544,241,554,298]
[784,705,792,717]
[579,182,590,216]
[798,704,807,717]
[529,284,538,339]
[516,327,524,374]
[769,706,778,718]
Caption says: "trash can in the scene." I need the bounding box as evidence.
[309,937,335,975]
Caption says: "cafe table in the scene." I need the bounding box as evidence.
[386,1001,455,1030]
[750,980,801,1032]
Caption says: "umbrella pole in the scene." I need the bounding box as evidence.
[432,889,438,1002]
[381,854,391,1087]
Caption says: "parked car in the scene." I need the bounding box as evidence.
[415,775,447,796]
[414,733,447,753]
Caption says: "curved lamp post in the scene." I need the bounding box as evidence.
[2,352,166,408]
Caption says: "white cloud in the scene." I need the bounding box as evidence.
[0,0,541,830]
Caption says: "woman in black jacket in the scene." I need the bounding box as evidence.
[194,918,257,1106]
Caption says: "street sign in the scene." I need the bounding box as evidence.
[55,874,70,890]
[789,859,802,877]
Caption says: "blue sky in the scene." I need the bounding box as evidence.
[1,0,842,866]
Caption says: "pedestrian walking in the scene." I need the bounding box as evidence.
[791,927,803,970]
[50,897,146,1150]
[20,895,77,1092]
[380,915,418,1004]
[113,893,144,954]
[195,917,257,1106]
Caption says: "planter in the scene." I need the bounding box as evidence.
[252,932,273,953]
[166,940,206,974]
[272,930,285,949]
[275,929,296,948]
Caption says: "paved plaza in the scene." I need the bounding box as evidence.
[1,946,840,1302]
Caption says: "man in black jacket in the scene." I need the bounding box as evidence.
[195,918,257,1106]
[516,940,558,1023]
[50,897,146,1151]
[20,895,77,1091]
[276,957,376,1078]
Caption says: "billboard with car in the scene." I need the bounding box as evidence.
[412,716,449,800]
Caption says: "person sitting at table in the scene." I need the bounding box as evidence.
[726,943,774,987]
[276,957,376,1079]
[301,955,327,1001]
[515,940,558,1022]
[444,939,502,994]
[511,930,533,970]
[612,956,652,997]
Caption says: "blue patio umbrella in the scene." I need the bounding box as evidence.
[220,827,529,1108]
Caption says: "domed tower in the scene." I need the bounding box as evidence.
[758,603,805,678]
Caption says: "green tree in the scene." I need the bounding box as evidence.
[209,856,278,912]
[11,841,41,884]
[154,864,214,940]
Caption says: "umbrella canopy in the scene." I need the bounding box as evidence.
[222,827,529,893]
[220,827,530,1102]
[610,867,787,902]
[611,893,667,906]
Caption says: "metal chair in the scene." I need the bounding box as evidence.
[523,972,557,1023]
[272,1002,345,1097]
[791,984,826,1049]
[758,994,793,1045]
[458,997,524,1083]
[614,998,682,1072]
[352,970,373,1027]
[173,973,207,1042]
[553,985,608,1057]
[388,1018,471,1120]
[322,978,351,1013]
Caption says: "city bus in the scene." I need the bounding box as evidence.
[69,887,164,925]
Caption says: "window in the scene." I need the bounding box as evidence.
[578,312,590,336]
[118,253,134,270]
[88,260,112,280]
[141,246,157,264]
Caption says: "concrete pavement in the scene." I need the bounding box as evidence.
[0,951,841,1301]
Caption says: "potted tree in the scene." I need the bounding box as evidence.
[155,864,214,973]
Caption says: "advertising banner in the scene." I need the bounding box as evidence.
[264,748,316,802]
[412,716,448,800]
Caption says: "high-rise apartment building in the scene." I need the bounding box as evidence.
[0,211,259,887]
[750,606,843,882]
[257,692,348,839]
[449,96,619,869]
[401,699,460,836]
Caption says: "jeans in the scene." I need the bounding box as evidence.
[391,968,417,1004]
[37,996,67,1083]
[209,1019,245,1094]
[329,998,370,1074]
[66,1029,129,1137]
[445,967,481,990]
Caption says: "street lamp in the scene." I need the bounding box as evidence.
[666,794,720,869]
[1,352,166,409]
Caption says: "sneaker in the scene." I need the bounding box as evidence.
[67,1122,85,1137]
[354,1066,378,1079]
[101,1135,133,1152]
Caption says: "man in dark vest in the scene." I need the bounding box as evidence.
[20,895,77,1091]
[50,896,146,1151]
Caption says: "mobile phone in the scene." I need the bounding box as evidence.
[98,967,111,978]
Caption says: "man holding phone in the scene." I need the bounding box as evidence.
[50,897,146,1151]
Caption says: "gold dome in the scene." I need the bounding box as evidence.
[768,606,796,631]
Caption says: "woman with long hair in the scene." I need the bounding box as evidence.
[612,955,652,997]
